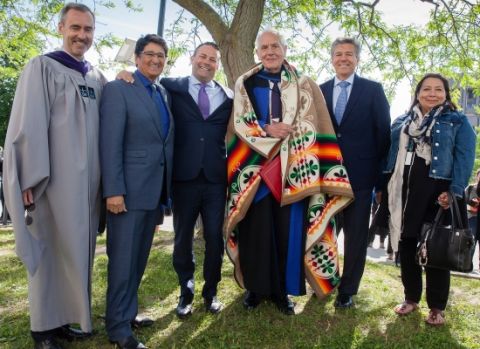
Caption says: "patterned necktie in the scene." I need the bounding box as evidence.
[335,80,350,125]
[270,81,282,123]
[198,83,210,119]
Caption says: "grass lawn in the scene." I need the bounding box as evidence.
[0,228,479,349]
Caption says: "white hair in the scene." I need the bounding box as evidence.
[255,28,287,49]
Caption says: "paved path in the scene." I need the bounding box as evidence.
[159,216,480,279]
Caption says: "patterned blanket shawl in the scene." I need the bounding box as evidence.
[224,62,354,298]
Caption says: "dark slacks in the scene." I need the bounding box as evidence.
[105,208,160,341]
[172,172,226,300]
[399,237,450,310]
[339,189,372,296]
[237,193,298,297]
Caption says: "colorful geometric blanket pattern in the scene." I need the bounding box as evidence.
[225,62,354,298]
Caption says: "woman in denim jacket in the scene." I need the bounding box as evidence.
[384,73,476,326]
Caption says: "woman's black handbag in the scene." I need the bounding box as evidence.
[416,193,475,272]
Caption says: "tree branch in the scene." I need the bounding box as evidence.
[172,0,229,43]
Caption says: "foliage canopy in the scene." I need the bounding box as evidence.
[0,0,479,145]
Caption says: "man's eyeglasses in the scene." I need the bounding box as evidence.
[141,51,166,59]
[25,203,35,226]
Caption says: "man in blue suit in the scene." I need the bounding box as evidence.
[161,42,233,318]
[100,34,174,349]
[320,37,391,308]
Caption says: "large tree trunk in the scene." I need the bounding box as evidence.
[173,0,265,88]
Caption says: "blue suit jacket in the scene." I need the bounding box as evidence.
[161,76,233,184]
[100,78,174,210]
[320,74,391,192]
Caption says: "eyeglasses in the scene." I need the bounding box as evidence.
[141,51,166,59]
[25,203,35,226]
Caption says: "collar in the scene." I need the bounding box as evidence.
[135,70,156,88]
[61,48,84,62]
[256,68,283,82]
[190,75,215,88]
[44,50,91,77]
[334,73,355,87]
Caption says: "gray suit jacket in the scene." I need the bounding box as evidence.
[100,78,174,210]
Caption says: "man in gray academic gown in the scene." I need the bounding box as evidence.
[3,3,106,349]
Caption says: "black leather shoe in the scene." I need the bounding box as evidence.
[334,294,354,309]
[176,295,193,319]
[243,291,261,310]
[131,316,154,329]
[114,335,147,349]
[34,337,63,349]
[54,325,93,341]
[204,296,224,314]
[272,295,295,315]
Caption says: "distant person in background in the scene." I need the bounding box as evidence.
[465,170,479,233]
[3,3,105,348]
[466,170,480,269]
[368,194,394,260]
[386,73,475,326]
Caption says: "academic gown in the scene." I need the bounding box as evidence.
[3,55,106,332]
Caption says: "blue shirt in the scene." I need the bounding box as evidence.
[188,75,226,116]
[134,70,170,139]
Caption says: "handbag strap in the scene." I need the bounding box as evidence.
[430,207,445,231]
[448,191,465,230]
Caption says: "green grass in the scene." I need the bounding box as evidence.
[0,229,479,348]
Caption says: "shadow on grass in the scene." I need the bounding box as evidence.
[1,230,478,349]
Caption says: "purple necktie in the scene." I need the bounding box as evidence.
[198,83,210,119]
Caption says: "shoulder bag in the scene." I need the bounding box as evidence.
[416,192,475,272]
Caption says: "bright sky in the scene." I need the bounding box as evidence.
[74,0,434,118]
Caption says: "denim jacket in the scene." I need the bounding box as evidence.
[384,109,476,196]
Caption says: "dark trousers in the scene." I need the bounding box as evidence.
[399,237,450,310]
[172,172,226,300]
[238,194,295,297]
[105,208,160,341]
[339,189,372,295]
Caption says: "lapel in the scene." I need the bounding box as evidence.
[179,77,205,120]
[340,74,362,125]
[131,79,163,139]
[157,82,174,141]
[209,80,233,120]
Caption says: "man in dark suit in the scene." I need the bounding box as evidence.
[161,42,233,318]
[100,34,174,349]
[320,37,391,308]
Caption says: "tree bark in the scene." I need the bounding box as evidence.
[173,0,265,88]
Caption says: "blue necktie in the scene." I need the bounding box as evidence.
[335,80,350,125]
[151,84,169,139]
[198,83,210,119]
